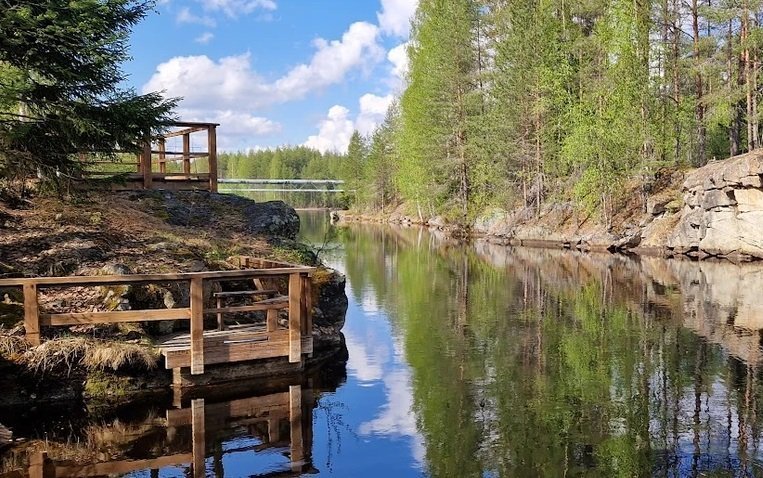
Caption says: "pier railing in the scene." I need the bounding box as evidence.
[0,259,314,376]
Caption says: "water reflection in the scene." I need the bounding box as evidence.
[6,212,763,476]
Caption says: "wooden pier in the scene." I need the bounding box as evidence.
[0,257,314,380]
[2,383,313,477]
[79,121,220,192]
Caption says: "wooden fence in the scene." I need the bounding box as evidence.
[0,259,315,376]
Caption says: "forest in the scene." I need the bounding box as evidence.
[342,0,763,223]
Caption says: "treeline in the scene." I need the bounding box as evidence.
[347,0,763,223]
[217,146,344,179]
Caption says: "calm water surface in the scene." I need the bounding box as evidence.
[4,211,763,477]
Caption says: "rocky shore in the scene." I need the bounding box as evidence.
[338,150,763,262]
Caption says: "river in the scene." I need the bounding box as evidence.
[4,211,763,477]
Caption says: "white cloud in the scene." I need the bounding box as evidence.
[176,7,216,27]
[304,106,354,154]
[377,0,418,37]
[194,32,215,44]
[387,42,409,85]
[200,0,276,17]
[274,21,383,100]
[144,22,383,109]
[356,93,393,136]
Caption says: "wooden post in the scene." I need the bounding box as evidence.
[266,309,278,333]
[216,297,223,331]
[191,398,206,478]
[28,452,46,478]
[268,417,280,443]
[23,283,40,346]
[208,125,218,193]
[301,274,312,337]
[142,142,153,190]
[289,385,304,472]
[190,278,204,375]
[183,133,191,175]
[288,273,302,363]
[158,138,167,174]
[135,153,142,173]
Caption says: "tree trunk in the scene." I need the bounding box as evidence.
[692,0,706,165]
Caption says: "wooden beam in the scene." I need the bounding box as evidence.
[23,283,40,346]
[142,142,153,190]
[40,308,191,326]
[301,275,312,337]
[158,139,166,174]
[190,278,205,375]
[208,125,218,193]
[162,126,208,138]
[191,398,206,478]
[288,273,302,363]
[289,385,304,472]
[182,133,191,175]
[0,267,316,288]
[53,454,193,478]
[267,309,278,332]
[28,452,46,478]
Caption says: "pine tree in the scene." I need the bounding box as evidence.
[0,0,176,187]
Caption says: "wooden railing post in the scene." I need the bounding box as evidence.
[191,398,206,478]
[288,273,302,363]
[289,385,304,472]
[207,125,218,193]
[182,133,191,175]
[301,274,312,338]
[158,138,167,174]
[190,277,204,375]
[23,283,40,346]
[142,142,153,190]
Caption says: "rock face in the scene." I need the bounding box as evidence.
[313,271,349,349]
[668,151,763,259]
[127,190,300,239]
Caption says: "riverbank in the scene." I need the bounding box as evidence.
[338,149,763,262]
[0,190,348,405]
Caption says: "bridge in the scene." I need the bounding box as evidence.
[219,179,347,193]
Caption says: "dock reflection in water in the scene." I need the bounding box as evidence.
[0,372,340,478]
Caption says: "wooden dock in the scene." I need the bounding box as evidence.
[2,384,313,477]
[0,257,315,380]
[79,121,220,192]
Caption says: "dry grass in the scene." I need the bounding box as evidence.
[0,333,29,359]
[22,337,160,375]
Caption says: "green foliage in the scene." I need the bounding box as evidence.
[0,0,177,190]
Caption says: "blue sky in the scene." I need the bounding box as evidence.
[125,0,416,152]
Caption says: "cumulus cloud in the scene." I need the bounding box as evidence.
[194,32,215,44]
[387,42,409,85]
[356,93,394,135]
[144,22,382,108]
[274,22,383,100]
[199,0,277,17]
[177,7,216,27]
[377,0,418,37]
[304,106,355,154]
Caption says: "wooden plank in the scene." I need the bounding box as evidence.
[190,278,204,375]
[41,308,191,326]
[142,142,153,190]
[208,125,218,193]
[191,399,206,478]
[289,385,304,471]
[288,274,302,363]
[162,126,207,138]
[162,336,312,369]
[212,289,279,298]
[203,302,288,315]
[53,454,193,478]
[267,309,279,332]
[158,139,166,174]
[167,392,289,427]
[0,267,316,288]
[28,452,46,478]
[23,283,40,346]
[301,275,312,337]
[182,133,191,175]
